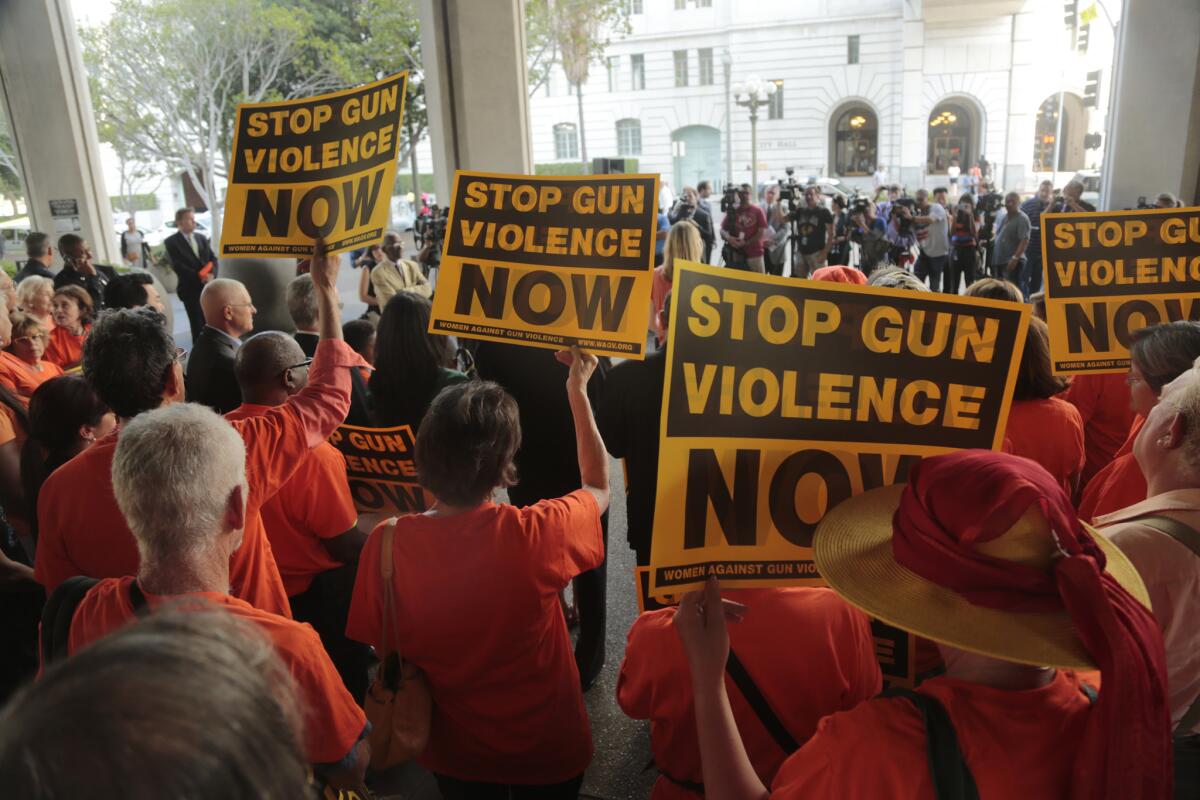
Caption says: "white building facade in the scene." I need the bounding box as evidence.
[528,0,1117,198]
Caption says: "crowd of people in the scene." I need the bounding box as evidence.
[0,186,1197,800]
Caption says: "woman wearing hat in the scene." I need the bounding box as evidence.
[676,450,1172,799]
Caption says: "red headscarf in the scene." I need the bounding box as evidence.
[810,265,867,285]
[892,450,1171,800]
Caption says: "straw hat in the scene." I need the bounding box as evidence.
[814,483,1152,670]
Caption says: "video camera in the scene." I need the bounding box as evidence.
[975,191,1004,241]
[720,185,740,214]
[777,167,804,205]
[414,205,450,271]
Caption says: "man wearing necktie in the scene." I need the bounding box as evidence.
[164,207,218,341]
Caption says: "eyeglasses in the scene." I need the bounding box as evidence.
[278,357,312,377]
[225,302,255,309]
[174,347,188,362]
[13,333,49,344]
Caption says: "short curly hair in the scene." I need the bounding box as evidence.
[83,307,175,418]
[415,381,520,507]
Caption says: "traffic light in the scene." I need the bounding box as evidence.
[1077,22,1090,52]
[1084,70,1101,108]
[1064,1,1078,48]
[1084,132,1102,150]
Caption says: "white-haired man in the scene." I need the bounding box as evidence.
[53,403,370,787]
[1097,358,1200,792]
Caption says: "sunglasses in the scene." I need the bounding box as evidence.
[279,358,313,376]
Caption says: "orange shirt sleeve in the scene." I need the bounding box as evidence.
[284,622,369,765]
[616,609,673,720]
[523,489,605,591]
[0,405,16,447]
[345,519,388,649]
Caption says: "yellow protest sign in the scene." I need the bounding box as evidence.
[1041,206,1200,374]
[428,171,660,359]
[648,262,1029,597]
[220,71,408,257]
[328,424,431,515]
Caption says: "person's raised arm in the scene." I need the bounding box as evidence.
[309,240,343,341]
[675,577,765,800]
[555,345,609,513]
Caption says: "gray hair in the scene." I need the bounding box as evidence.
[16,275,53,309]
[286,274,319,330]
[867,267,930,292]
[113,404,247,571]
[0,607,308,798]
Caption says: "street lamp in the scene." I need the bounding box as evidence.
[733,75,776,199]
[721,49,732,188]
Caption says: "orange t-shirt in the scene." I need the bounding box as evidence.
[618,588,881,800]
[0,402,25,447]
[1077,417,1146,522]
[1002,398,1085,495]
[346,490,604,784]
[0,351,63,401]
[1064,373,1134,487]
[35,339,364,617]
[66,577,367,765]
[770,671,1092,799]
[43,324,89,369]
[227,402,358,597]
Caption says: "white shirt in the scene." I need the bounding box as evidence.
[919,203,950,258]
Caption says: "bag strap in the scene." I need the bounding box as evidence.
[1130,514,1200,734]
[879,688,980,800]
[1135,514,1200,559]
[725,647,799,755]
[378,520,399,663]
[40,575,100,666]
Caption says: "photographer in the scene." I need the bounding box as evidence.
[828,195,851,266]
[791,186,835,278]
[720,184,768,273]
[1155,192,1181,208]
[992,192,1031,289]
[1047,180,1096,214]
[669,187,715,265]
[947,194,980,294]
[849,200,889,274]
[1019,181,1055,297]
[885,199,918,269]
[974,182,1004,276]
[912,188,950,292]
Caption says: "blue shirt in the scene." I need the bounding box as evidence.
[655,213,669,257]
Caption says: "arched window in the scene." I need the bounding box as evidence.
[616,118,642,156]
[1032,94,1085,172]
[927,102,976,174]
[553,123,578,160]
[831,106,877,177]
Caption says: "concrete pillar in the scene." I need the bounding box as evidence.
[897,6,926,190]
[418,0,534,201]
[1102,0,1200,208]
[0,0,116,265]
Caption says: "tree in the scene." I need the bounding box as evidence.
[525,0,629,173]
[82,0,339,246]
[0,109,24,217]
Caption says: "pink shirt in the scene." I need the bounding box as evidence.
[1096,489,1200,734]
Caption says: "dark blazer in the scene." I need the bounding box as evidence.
[164,230,218,294]
[53,263,119,311]
[185,326,242,414]
[13,260,54,283]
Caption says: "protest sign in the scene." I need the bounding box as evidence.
[428,171,659,359]
[329,424,431,515]
[221,71,407,257]
[1041,206,1200,374]
[648,262,1029,597]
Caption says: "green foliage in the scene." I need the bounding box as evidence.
[392,173,436,194]
[534,159,638,176]
[109,194,158,212]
